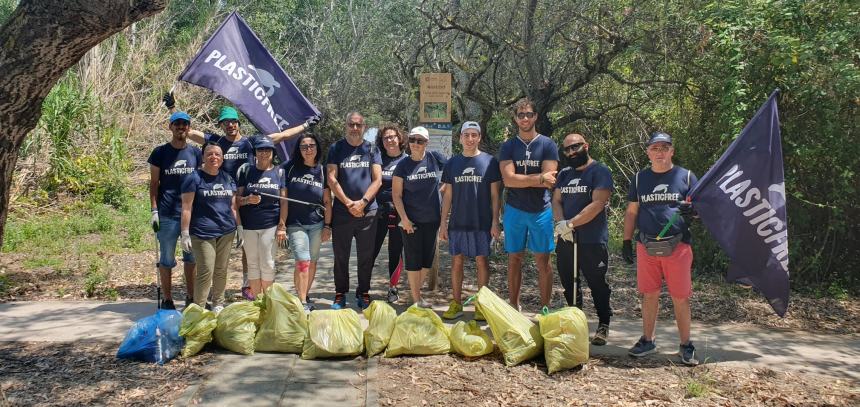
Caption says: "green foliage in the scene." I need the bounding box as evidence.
[684,377,710,398]
[84,258,107,298]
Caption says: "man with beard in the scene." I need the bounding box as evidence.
[498,98,559,311]
[148,111,201,309]
[551,133,614,345]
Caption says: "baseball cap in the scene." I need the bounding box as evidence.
[218,106,240,123]
[647,132,672,146]
[461,121,481,134]
[254,136,275,150]
[169,111,191,124]
[409,126,430,140]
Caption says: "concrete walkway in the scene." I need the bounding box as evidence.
[2,240,859,406]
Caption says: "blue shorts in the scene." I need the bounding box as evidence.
[502,204,555,254]
[287,222,324,261]
[448,230,491,258]
[156,216,194,269]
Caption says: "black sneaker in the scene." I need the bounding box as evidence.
[679,341,699,366]
[205,303,212,311]
[356,293,371,310]
[159,299,176,310]
[591,323,609,346]
[628,336,657,357]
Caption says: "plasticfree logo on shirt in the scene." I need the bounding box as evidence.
[224,146,248,161]
[640,183,680,203]
[407,166,438,181]
[291,173,323,188]
[203,183,234,197]
[163,159,195,175]
[248,177,279,190]
[560,178,588,194]
[341,154,369,169]
[382,164,397,177]
[454,167,482,183]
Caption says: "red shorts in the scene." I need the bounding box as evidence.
[636,242,693,299]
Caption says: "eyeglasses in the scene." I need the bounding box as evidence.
[408,137,427,145]
[299,144,317,151]
[348,123,365,129]
[563,143,585,153]
[221,119,239,125]
[382,135,398,141]
[516,112,536,120]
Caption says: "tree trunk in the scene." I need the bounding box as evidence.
[0,0,167,247]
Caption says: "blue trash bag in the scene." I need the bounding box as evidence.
[116,309,184,365]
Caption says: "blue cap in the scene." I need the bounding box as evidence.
[169,111,191,124]
[647,132,672,145]
[255,136,275,150]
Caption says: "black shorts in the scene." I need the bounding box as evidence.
[401,221,439,271]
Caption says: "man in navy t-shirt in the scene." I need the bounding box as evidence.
[623,131,700,366]
[147,111,201,310]
[439,121,502,320]
[326,111,382,310]
[552,133,614,345]
[498,98,559,311]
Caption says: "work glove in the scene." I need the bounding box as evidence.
[150,209,159,233]
[162,92,175,109]
[554,220,574,243]
[304,116,320,129]
[678,200,697,224]
[235,225,245,248]
[622,239,635,264]
[180,230,192,253]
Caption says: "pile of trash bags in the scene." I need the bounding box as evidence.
[117,284,590,373]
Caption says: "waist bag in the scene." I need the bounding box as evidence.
[640,232,682,257]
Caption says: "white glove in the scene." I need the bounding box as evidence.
[180,230,192,253]
[150,209,159,233]
[235,225,244,248]
[554,220,575,243]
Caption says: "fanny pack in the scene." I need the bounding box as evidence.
[640,232,682,257]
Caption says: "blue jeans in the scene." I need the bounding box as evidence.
[156,216,194,268]
[287,222,324,261]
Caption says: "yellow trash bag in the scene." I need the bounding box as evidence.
[473,286,543,366]
[213,301,261,355]
[301,309,364,359]
[449,320,493,357]
[537,307,590,374]
[384,305,450,357]
[363,300,396,357]
[254,284,307,353]
[179,303,217,358]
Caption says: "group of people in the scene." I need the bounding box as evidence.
[148,95,701,366]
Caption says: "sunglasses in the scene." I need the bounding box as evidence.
[220,119,239,125]
[408,137,427,145]
[563,143,585,153]
[299,144,317,151]
[348,123,365,129]
[516,112,536,120]
[382,135,398,141]
[647,145,671,153]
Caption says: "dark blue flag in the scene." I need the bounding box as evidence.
[689,90,789,317]
[178,11,320,161]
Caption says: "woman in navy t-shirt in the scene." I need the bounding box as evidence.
[236,136,286,300]
[392,126,447,308]
[180,143,240,313]
[283,133,332,311]
[371,124,408,303]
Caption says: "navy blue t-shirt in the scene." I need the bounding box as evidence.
[498,134,559,212]
[237,166,284,230]
[378,152,407,208]
[627,166,698,243]
[204,133,259,181]
[326,139,382,222]
[182,169,237,240]
[393,151,447,224]
[147,143,202,219]
[282,161,327,226]
[554,161,614,244]
[441,152,501,231]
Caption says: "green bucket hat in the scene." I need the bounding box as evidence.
[218,106,240,123]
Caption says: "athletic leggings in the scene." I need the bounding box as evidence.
[371,209,404,283]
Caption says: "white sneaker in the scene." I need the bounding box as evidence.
[212,305,225,314]
[417,298,432,309]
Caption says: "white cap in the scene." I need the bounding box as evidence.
[409,126,430,140]
[461,121,481,134]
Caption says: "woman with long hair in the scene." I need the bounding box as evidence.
[372,124,408,303]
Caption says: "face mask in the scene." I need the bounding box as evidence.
[561,145,589,168]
